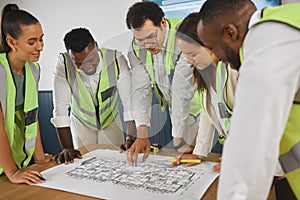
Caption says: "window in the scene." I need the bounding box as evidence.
[145,0,281,18]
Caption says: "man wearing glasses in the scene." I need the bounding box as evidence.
[51,28,136,164]
[126,2,201,166]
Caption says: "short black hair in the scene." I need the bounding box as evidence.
[176,12,203,46]
[0,4,39,52]
[63,27,95,52]
[126,2,164,29]
[200,0,255,25]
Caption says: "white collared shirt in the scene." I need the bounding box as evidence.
[218,10,300,199]
[51,50,133,128]
[152,25,171,103]
[128,20,197,139]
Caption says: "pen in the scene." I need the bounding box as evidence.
[168,158,201,163]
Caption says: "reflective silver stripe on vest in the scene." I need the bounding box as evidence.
[172,38,179,65]
[28,62,39,88]
[106,49,117,89]
[169,34,180,82]
[279,141,300,173]
[0,64,7,122]
[25,136,36,149]
[217,63,232,119]
[99,49,117,113]
[73,114,99,129]
[137,48,147,66]
[64,53,96,116]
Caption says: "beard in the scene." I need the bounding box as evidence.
[222,42,241,70]
[145,42,162,54]
[147,47,161,54]
[82,64,97,75]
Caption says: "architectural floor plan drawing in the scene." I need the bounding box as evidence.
[37,149,219,200]
[67,156,199,194]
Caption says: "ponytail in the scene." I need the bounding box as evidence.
[0,4,39,53]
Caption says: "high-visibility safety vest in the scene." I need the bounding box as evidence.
[132,18,201,117]
[62,48,119,130]
[199,62,232,145]
[240,3,300,198]
[0,53,40,174]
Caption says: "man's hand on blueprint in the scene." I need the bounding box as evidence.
[52,148,82,164]
[126,138,151,166]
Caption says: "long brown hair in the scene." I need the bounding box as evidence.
[176,12,215,92]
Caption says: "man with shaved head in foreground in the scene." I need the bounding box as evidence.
[197,0,300,199]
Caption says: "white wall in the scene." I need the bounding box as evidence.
[0,0,138,90]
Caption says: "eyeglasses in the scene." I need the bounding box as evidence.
[134,29,158,46]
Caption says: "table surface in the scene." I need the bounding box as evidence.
[0,144,276,200]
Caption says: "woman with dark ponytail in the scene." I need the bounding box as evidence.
[0,4,52,185]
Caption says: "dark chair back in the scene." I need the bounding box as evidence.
[38,90,61,154]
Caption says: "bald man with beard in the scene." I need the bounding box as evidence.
[197,0,300,199]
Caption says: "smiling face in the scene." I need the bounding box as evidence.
[197,20,241,69]
[177,38,214,70]
[9,23,44,63]
[132,19,166,54]
[70,42,100,75]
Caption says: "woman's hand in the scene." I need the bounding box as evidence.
[169,153,201,168]
[9,170,46,185]
[212,157,222,172]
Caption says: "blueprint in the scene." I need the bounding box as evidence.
[36,149,219,200]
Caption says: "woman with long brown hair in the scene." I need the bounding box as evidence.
[0,4,51,185]
[171,12,238,171]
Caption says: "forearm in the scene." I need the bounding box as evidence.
[0,129,18,178]
[0,107,18,178]
[33,120,46,161]
[193,111,215,157]
[125,120,137,137]
[56,127,74,149]
[117,52,134,121]
[51,55,72,127]
[137,125,149,138]
[131,73,152,127]
[117,76,134,121]
[128,47,152,127]
[173,137,184,146]
[170,89,189,139]
[170,101,190,138]
[171,65,195,138]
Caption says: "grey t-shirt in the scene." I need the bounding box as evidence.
[12,71,24,110]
